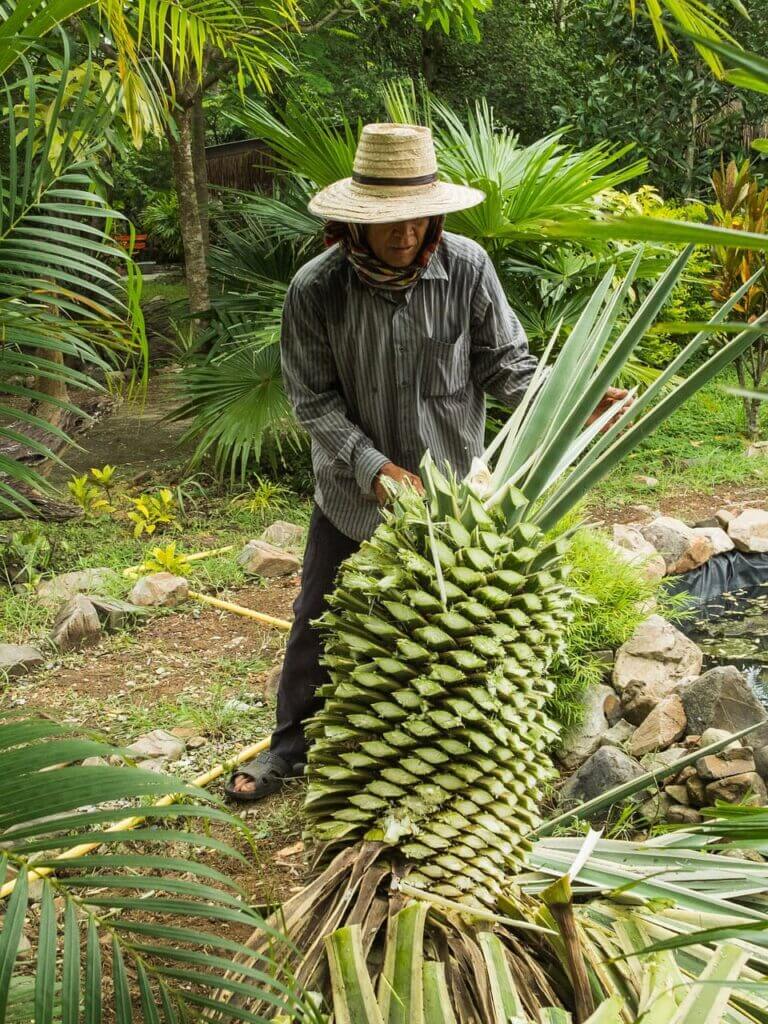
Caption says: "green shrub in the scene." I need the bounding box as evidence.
[548,526,668,728]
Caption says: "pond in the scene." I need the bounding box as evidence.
[669,551,768,702]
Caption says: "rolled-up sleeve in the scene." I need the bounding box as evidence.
[469,254,539,408]
[280,278,388,496]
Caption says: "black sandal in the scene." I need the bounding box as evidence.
[224,751,305,803]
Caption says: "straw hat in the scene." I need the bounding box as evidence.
[308,122,485,224]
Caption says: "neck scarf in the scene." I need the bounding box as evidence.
[324,216,444,292]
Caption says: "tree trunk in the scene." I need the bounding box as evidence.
[684,94,698,197]
[191,86,210,262]
[33,347,68,431]
[167,89,210,324]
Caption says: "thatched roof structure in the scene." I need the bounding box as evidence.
[205,138,274,192]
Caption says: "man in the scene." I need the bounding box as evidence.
[226,122,624,801]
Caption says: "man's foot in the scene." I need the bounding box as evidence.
[224,751,305,803]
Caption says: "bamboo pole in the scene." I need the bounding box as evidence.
[0,736,271,900]
[187,590,291,631]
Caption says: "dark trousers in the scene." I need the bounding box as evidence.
[270,504,360,763]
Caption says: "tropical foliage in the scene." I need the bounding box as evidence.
[0,716,309,1023]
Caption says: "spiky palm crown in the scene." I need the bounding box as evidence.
[306,487,574,903]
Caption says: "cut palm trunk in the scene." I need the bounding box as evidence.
[228,251,768,1020]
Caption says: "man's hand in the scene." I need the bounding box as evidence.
[587,386,633,433]
[374,461,425,505]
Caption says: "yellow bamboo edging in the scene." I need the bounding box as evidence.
[0,736,272,900]
[187,590,292,631]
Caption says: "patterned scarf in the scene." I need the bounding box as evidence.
[324,216,444,291]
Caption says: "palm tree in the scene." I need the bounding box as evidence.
[220,250,768,1021]
[0,715,313,1023]
[0,36,145,518]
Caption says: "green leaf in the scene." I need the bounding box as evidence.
[0,865,28,1021]
[34,884,57,1024]
[478,932,524,1023]
[422,963,457,1024]
[378,903,428,1024]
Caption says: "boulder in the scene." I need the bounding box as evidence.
[0,644,44,679]
[667,804,703,824]
[639,746,687,773]
[557,683,616,770]
[607,539,666,582]
[628,695,687,757]
[706,772,768,806]
[49,595,102,652]
[260,520,305,550]
[681,665,768,749]
[36,567,119,608]
[237,540,300,578]
[692,526,734,556]
[129,572,189,608]
[696,748,756,781]
[754,745,768,781]
[715,508,737,530]
[612,615,703,717]
[686,774,708,806]
[559,747,645,814]
[664,783,690,805]
[728,509,768,553]
[639,516,714,573]
[700,727,740,752]
[600,719,635,748]
[126,729,186,762]
[639,792,673,823]
[88,595,148,630]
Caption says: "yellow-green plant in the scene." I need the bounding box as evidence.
[127,488,178,538]
[67,474,111,518]
[142,541,188,575]
[89,463,117,500]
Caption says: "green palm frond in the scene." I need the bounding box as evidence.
[0,715,309,1023]
[0,40,144,516]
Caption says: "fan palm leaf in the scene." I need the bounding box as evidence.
[0,39,145,516]
[0,715,311,1024]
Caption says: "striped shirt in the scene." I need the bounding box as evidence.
[280,231,539,542]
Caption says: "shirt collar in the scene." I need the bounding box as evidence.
[421,254,448,281]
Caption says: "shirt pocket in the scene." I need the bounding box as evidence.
[420,332,470,398]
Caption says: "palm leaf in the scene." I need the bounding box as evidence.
[0,715,307,1023]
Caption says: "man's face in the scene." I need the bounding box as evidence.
[364,218,429,268]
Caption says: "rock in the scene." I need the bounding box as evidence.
[754,745,768,781]
[706,772,768,805]
[694,517,720,529]
[600,720,635,748]
[237,540,300,578]
[728,509,768,553]
[696,749,756,781]
[126,729,186,762]
[700,727,740,752]
[557,684,616,770]
[559,747,645,814]
[681,665,768,749]
[667,804,702,824]
[664,783,690,805]
[639,516,714,573]
[264,662,283,698]
[628,695,687,757]
[260,520,305,550]
[640,746,687,774]
[88,595,147,630]
[746,440,768,457]
[129,572,189,607]
[613,615,703,717]
[186,735,207,749]
[715,508,737,529]
[686,774,708,806]
[0,644,44,679]
[136,758,170,773]
[691,526,734,556]
[683,734,701,749]
[603,691,623,725]
[49,594,102,651]
[635,474,659,488]
[607,539,666,582]
[36,567,118,608]
[81,756,108,767]
[639,792,673,823]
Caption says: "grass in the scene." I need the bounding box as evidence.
[140,279,189,308]
[589,371,768,509]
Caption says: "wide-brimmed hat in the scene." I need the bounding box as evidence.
[308,122,485,224]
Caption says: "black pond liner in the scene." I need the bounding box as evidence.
[663,550,768,700]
